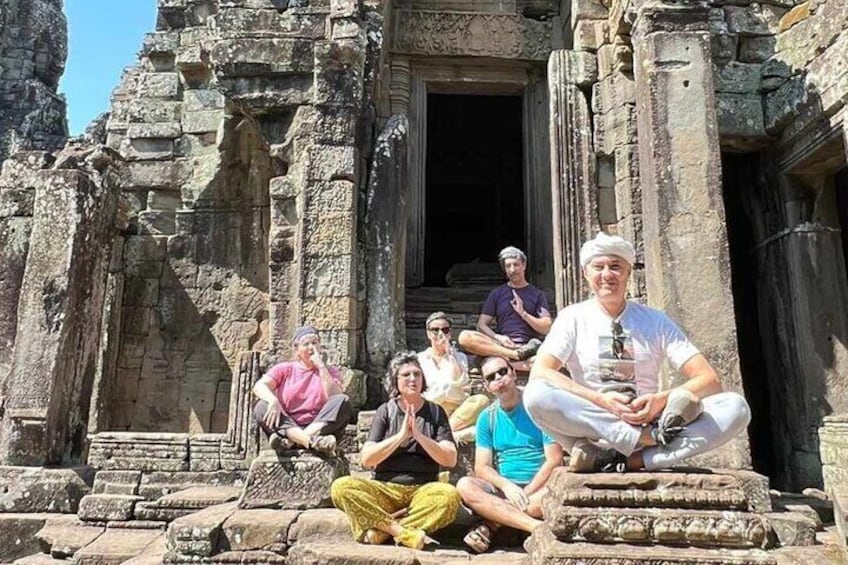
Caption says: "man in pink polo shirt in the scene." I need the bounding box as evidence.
[252,325,352,454]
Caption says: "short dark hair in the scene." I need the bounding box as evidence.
[385,351,427,398]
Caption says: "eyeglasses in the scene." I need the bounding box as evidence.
[611,320,625,359]
[428,327,451,335]
[483,366,510,383]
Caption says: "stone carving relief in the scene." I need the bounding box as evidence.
[392,11,552,61]
[549,508,770,549]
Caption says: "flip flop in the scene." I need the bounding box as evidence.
[463,522,492,553]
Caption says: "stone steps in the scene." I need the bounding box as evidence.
[526,525,777,565]
[36,515,104,558]
[73,528,165,565]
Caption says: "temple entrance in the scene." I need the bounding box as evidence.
[423,94,525,287]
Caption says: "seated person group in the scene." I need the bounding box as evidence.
[252,236,752,552]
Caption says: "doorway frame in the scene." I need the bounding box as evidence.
[393,57,552,291]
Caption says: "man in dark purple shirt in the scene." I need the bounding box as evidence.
[458,246,553,363]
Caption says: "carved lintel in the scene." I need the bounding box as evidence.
[392,10,552,61]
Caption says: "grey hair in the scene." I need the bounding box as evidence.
[385,351,426,398]
[498,246,527,268]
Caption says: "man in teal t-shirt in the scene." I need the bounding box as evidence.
[456,357,563,553]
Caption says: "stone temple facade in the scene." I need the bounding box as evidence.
[1,0,848,562]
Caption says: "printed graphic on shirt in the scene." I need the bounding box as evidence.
[598,329,635,383]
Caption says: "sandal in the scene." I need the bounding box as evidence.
[463,522,492,553]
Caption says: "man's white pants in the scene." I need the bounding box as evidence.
[523,379,751,471]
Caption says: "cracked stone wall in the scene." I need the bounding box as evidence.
[0,0,68,162]
[91,0,379,435]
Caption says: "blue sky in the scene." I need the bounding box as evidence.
[61,1,157,135]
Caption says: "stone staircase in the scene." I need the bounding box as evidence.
[404,285,491,351]
[6,433,847,564]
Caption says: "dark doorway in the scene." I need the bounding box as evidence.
[424,94,525,287]
[720,152,776,477]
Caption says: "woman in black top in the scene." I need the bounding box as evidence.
[331,351,460,549]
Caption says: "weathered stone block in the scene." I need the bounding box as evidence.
[0,513,54,562]
[92,470,142,495]
[765,512,817,546]
[526,525,777,565]
[303,212,355,255]
[307,144,357,182]
[219,508,299,550]
[78,493,144,522]
[546,470,764,511]
[834,489,847,554]
[301,296,357,330]
[213,8,326,40]
[137,486,240,523]
[181,110,222,134]
[74,528,163,565]
[125,160,191,190]
[303,254,353,297]
[87,433,190,472]
[37,515,105,558]
[238,449,348,510]
[725,4,786,36]
[739,36,777,63]
[306,180,356,213]
[711,33,739,65]
[714,62,763,94]
[717,93,766,138]
[182,89,226,112]
[287,539,420,565]
[137,72,181,98]
[121,138,175,161]
[126,122,181,139]
[573,19,606,52]
[592,72,634,117]
[211,38,315,76]
[0,467,93,513]
[167,501,239,557]
[545,504,770,548]
[287,508,350,542]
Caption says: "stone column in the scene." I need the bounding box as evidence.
[0,161,118,466]
[547,50,597,308]
[632,2,749,467]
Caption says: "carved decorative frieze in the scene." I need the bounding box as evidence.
[820,414,848,497]
[545,470,767,511]
[545,506,771,549]
[526,525,778,565]
[392,10,552,61]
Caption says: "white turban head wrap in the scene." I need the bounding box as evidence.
[579,232,636,267]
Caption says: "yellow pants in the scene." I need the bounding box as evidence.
[443,394,490,430]
[330,476,460,542]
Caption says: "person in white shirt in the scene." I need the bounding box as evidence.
[524,232,751,472]
[418,312,490,438]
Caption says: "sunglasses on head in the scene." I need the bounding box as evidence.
[483,366,510,383]
[428,327,451,334]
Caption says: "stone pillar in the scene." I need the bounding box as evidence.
[0,157,119,466]
[365,115,408,380]
[632,2,749,467]
[547,50,598,308]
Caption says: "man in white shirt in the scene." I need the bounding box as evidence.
[524,232,751,472]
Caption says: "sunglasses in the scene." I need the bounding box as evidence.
[428,327,451,335]
[611,320,625,359]
[483,366,510,383]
